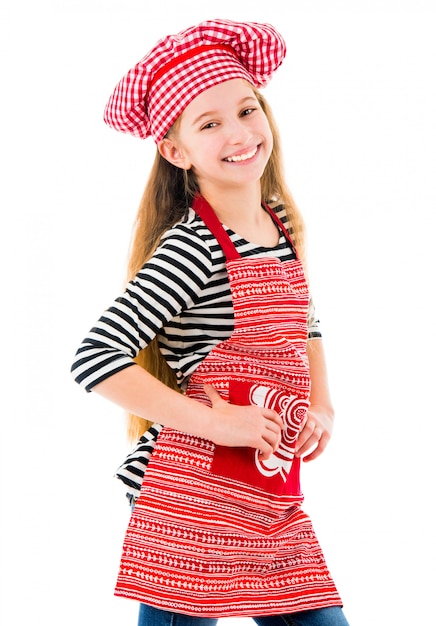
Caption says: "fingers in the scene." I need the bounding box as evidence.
[257,431,281,459]
[295,416,331,461]
[300,439,327,462]
[204,384,283,428]
[264,418,283,447]
[203,383,224,405]
[203,383,283,456]
[258,413,283,457]
[203,384,332,462]
[265,409,284,430]
[295,417,322,450]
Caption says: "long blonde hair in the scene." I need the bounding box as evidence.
[126,88,306,442]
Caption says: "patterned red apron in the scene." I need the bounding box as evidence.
[114,195,342,616]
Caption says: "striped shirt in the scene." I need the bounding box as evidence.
[71,205,321,393]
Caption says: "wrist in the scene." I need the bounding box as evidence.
[308,402,335,421]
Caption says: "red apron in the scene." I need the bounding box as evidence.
[114,195,341,616]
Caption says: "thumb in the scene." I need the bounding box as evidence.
[203,383,223,406]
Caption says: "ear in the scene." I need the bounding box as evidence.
[158,138,192,170]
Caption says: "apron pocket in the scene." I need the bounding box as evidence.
[210,380,303,496]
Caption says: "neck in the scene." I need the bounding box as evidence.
[197,183,279,248]
[199,183,263,227]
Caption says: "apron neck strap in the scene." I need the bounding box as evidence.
[261,202,298,256]
[192,194,297,261]
[192,195,241,260]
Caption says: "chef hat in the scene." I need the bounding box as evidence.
[103,19,286,143]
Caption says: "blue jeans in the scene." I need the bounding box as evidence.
[137,605,350,626]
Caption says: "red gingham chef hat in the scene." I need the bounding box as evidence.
[103,19,286,143]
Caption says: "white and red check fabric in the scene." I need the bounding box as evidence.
[103,19,286,142]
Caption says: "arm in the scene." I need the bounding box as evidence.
[294,338,335,462]
[92,365,283,458]
[72,222,283,456]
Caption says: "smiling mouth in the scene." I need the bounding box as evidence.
[223,146,258,162]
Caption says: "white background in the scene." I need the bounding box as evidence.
[1,1,435,624]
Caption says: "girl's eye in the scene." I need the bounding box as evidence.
[200,121,217,130]
[241,107,256,117]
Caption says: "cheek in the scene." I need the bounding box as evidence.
[262,119,273,143]
[188,139,221,167]
[264,127,274,157]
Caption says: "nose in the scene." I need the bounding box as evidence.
[225,118,250,144]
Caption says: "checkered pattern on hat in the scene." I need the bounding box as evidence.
[103,19,286,142]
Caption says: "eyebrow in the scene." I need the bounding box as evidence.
[191,96,258,127]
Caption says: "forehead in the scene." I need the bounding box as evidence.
[180,79,257,120]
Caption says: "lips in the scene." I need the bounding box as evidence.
[223,146,258,162]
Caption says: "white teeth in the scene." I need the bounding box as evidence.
[224,147,257,162]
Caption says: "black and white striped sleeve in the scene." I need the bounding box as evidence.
[71,225,213,392]
[307,296,322,339]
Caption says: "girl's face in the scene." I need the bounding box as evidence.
[159,79,273,197]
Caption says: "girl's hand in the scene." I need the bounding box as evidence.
[294,404,334,462]
[204,384,283,460]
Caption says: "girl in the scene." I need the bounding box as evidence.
[71,19,349,626]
